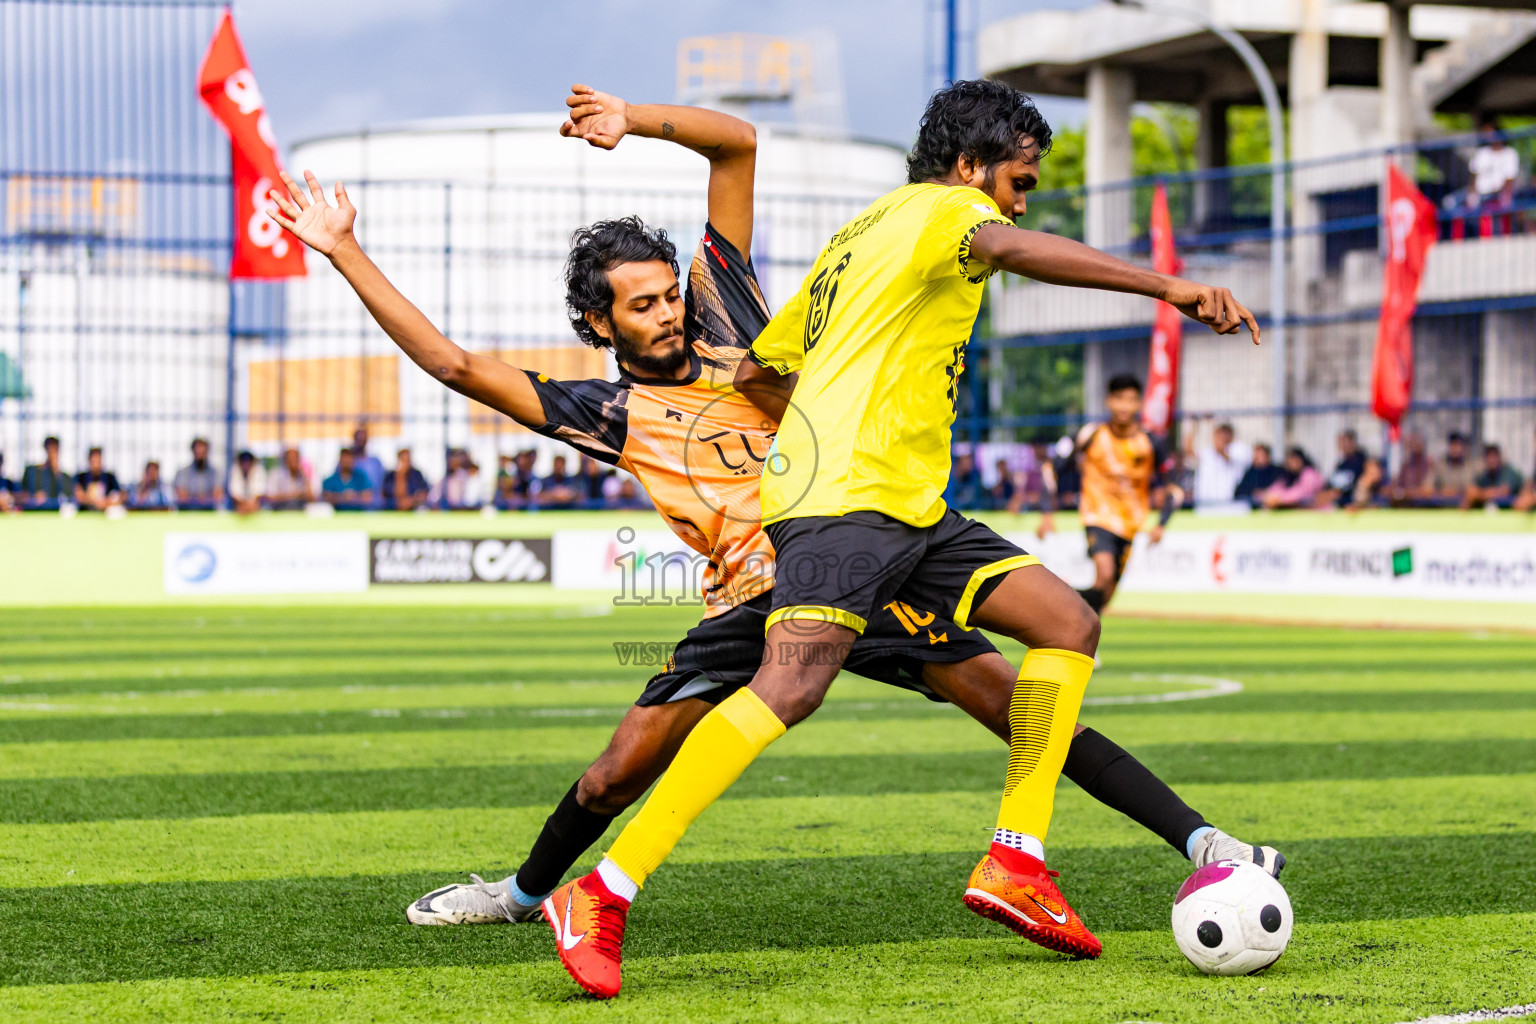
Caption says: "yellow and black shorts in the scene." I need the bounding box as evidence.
[637,590,996,706]
[1085,525,1135,583]
[761,509,1041,637]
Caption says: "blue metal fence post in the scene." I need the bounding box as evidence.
[223,139,238,509]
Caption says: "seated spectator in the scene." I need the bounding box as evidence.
[433,449,484,510]
[1316,429,1374,508]
[173,438,222,510]
[321,448,374,511]
[382,448,431,511]
[129,460,173,510]
[536,454,581,510]
[1234,444,1283,507]
[21,436,71,509]
[0,452,17,512]
[227,450,267,515]
[1185,419,1252,508]
[944,451,987,510]
[350,425,386,509]
[578,454,613,510]
[989,457,1017,510]
[494,455,521,510]
[1260,447,1323,509]
[1431,431,1477,504]
[266,448,314,510]
[1515,433,1536,512]
[73,447,123,511]
[1049,435,1081,509]
[1462,443,1523,509]
[1007,441,1048,513]
[1386,432,1438,507]
[607,475,653,510]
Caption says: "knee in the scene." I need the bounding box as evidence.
[770,685,825,726]
[576,761,645,816]
[1064,601,1101,656]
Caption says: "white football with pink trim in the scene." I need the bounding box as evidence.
[1171,859,1293,975]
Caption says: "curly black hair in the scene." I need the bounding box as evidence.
[1107,372,1143,395]
[564,216,679,349]
[906,79,1053,184]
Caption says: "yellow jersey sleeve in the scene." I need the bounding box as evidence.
[912,187,1012,284]
[748,272,810,375]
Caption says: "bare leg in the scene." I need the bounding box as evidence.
[576,698,714,814]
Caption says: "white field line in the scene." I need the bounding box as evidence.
[1083,673,1244,706]
[1393,1004,1536,1024]
[0,674,1245,716]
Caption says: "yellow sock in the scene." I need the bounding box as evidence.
[995,648,1095,840]
[605,687,787,886]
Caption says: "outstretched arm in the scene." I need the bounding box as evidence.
[561,84,756,256]
[970,224,1260,344]
[268,171,546,428]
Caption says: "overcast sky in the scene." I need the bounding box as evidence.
[236,0,1092,153]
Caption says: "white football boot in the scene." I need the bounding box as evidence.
[406,874,545,925]
[1190,829,1286,878]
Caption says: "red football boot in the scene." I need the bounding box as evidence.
[963,842,1102,958]
[543,870,631,998]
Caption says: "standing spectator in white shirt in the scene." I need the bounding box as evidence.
[1470,122,1520,236]
[227,450,267,515]
[1183,418,1252,509]
[1471,123,1519,201]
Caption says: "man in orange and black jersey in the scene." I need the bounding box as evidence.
[1039,373,1183,613]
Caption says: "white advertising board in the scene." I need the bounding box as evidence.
[551,528,707,607]
[1020,529,1536,603]
[163,531,370,595]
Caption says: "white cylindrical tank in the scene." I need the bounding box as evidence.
[267,114,906,484]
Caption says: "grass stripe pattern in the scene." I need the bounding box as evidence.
[1,606,1531,1023]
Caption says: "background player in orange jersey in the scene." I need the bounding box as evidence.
[1039,373,1183,614]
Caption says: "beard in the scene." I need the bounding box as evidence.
[612,324,689,378]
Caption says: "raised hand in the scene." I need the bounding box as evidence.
[1162,281,1261,344]
[559,83,631,150]
[267,170,356,257]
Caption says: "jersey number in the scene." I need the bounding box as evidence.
[804,252,852,354]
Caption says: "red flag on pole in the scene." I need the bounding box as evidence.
[1143,183,1183,432]
[198,10,305,279]
[1371,164,1437,439]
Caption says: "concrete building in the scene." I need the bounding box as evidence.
[980,0,1536,471]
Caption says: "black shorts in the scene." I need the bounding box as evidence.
[1085,525,1134,583]
[761,508,1040,635]
[637,590,998,706]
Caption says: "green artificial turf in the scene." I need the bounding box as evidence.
[0,606,1532,1023]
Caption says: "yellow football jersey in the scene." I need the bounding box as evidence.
[750,183,1011,527]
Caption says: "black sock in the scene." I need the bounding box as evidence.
[1076,587,1106,613]
[512,781,618,897]
[1062,727,1208,856]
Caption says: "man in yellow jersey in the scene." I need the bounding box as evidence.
[544,79,1261,996]
[1039,373,1183,614]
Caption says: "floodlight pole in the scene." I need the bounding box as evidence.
[1109,0,1288,446]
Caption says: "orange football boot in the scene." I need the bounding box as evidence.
[963,842,1102,958]
[543,871,630,998]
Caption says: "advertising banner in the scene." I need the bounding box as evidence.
[163,531,368,595]
[552,529,708,607]
[370,537,552,584]
[1022,529,1536,603]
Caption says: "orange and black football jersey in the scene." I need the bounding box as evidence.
[526,223,777,617]
[1078,424,1168,540]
